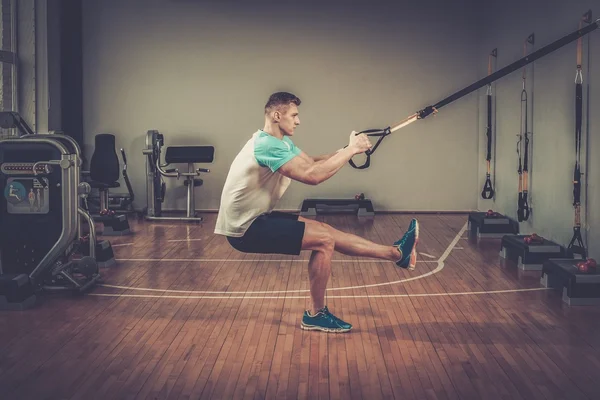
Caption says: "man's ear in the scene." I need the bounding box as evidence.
[273,111,280,122]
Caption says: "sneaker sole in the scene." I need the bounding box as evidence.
[300,323,352,333]
[408,220,420,270]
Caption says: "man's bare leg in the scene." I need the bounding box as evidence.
[300,222,335,314]
[299,216,402,261]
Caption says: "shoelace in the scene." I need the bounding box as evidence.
[395,227,416,247]
[320,307,345,326]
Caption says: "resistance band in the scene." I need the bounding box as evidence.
[517,34,534,222]
[349,16,600,169]
[481,49,497,199]
[568,10,592,258]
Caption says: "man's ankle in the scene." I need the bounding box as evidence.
[392,246,402,261]
[310,306,324,315]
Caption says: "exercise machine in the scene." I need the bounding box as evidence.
[0,113,101,310]
[142,130,214,222]
[85,147,135,215]
[84,133,133,235]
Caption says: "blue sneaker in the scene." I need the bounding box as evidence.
[394,218,419,270]
[301,306,352,333]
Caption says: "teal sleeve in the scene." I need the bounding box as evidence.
[254,135,301,172]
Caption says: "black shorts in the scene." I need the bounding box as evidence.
[227,211,306,255]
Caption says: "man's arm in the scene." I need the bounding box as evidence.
[311,150,342,162]
[298,149,341,165]
[278,146,359,185]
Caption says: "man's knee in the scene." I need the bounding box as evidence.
[320,230,335,252]
[302,221,334,252]
[314,226,335,252]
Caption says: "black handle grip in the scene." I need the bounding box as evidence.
[120,148,127,164]
[348,152,371,169]
[347,127,390,169]
[481,175,494,199]
[517,192,530,222]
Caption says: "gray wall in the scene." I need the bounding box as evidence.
[81,0,481,212]
[476,0,599,259]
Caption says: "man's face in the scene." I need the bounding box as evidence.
[276,104,300,136]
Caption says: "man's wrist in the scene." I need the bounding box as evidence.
[345,145,360,155]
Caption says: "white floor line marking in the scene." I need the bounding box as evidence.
[98,222,468,295]
[89,287,551,300]
[419,252,436,259]
[454,246,464,250]
[111,238,204,247]
[113,258,438,263]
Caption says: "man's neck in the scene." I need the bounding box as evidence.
[262,123,284,140]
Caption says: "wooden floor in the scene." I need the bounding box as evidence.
[1,213,600,400]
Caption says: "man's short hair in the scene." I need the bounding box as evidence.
[264,92,301,115]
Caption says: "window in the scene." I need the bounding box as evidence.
[0,0,16,138]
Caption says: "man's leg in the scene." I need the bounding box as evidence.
[299,222,334,314]
[299,216,401,261]
[299,222,353,332]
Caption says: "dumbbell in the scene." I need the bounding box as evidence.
[523,233,543,245]
[354,193,365,201]
[576,258,597,273]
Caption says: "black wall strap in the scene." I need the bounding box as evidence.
[568,10,591,258]
[517,34,534,222]
[481,49,497,200]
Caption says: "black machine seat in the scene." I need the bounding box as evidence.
[165,146,214,164]
[89,133,120,186]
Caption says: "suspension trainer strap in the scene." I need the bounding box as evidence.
[348,17,600,169]
[481,49,497,199]
[568,10,591,258]
[517,34,534,222]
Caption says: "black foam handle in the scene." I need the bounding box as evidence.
[347,127,391,169]
[348,153,371,169]
[481,175,494,199]
[517,192,530,222]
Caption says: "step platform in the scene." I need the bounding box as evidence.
[499,234,570,271]
[95,213,131,236]
[468,211,519,239]
[541,258,600,305]
[81,239,116,268]
[0,274,37,311]
[300,198,374,217]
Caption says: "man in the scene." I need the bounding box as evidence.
[215,92,419,333]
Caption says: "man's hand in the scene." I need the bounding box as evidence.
[348,131,372,154]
